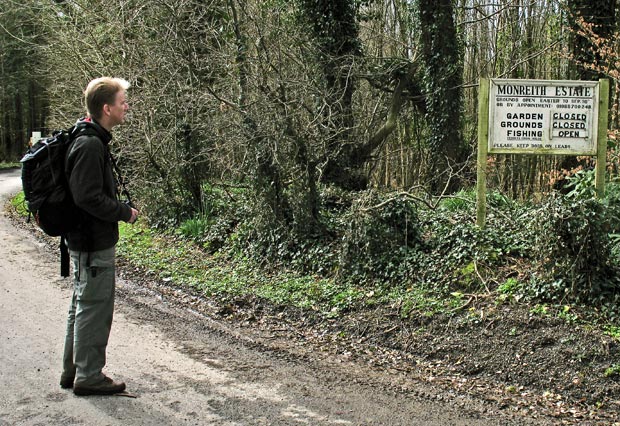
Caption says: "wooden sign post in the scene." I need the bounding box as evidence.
[477,78,609,227]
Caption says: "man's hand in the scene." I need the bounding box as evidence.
[128,208,139,224]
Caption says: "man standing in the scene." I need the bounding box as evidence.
[60,77,139,396]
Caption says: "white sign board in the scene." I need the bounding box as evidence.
[488,79,599,155]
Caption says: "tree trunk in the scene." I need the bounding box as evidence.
[300,0,363,189]
[13,92,24,160]
[419,0,468,194]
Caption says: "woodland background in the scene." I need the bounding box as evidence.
[2,0,620,309]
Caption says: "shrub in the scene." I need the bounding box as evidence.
[174,184,247,253]
[336,191,423,284]
[138,184,197,229]
[531,192,620,304]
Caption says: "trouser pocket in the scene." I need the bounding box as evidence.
[71,247,116,302]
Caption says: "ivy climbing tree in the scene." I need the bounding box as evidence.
[298,0,365,189]
[418,0,469,194]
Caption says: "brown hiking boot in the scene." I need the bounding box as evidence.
[73,375,126,396]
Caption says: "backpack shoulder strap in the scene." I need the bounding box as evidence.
[109,152,134,206]
[60,237,70,277]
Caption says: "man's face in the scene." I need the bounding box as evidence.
[107,90,129,128]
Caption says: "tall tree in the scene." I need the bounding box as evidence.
[299,0,364,189]
[230,0,291,225]
[0,2,47,161]
[418,0,468,193]
[299,0,427,190]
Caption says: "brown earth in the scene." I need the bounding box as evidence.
[124,277,620,425]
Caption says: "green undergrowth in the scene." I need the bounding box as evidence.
[117,221,453,317]
[0,162,19,170]
[10,169,620,327]
[119,222,349,314]
[10,191,28,216]
[122,174,620,325]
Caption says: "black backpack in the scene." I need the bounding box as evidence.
[20,126,96,276]
[21,127,81,236]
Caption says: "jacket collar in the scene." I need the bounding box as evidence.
[74,117,113,145]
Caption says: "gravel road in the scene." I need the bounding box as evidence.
[0,168,536,426]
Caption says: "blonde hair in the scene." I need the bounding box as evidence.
[84,77,130,119]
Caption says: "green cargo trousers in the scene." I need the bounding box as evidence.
[61,247,116,386]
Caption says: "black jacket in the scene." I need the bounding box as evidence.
[65,117,132,252]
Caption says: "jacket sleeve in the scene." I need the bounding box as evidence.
[68,137,132,223]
